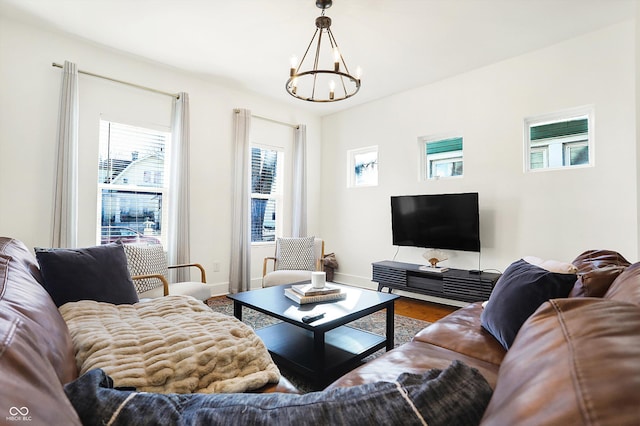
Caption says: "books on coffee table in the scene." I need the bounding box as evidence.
[291,283,341,296]
[284,287,347,305]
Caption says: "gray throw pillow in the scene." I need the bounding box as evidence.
[35,242,138,307]
[480,258,576,350]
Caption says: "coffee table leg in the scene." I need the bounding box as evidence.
[386,302,395,351]
[313,330,325,385]
[233,301,242,321]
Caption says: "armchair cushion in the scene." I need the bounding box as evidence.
[34,242,138,307]
[123,243,168,293]
[262,270,313,288]
[275,236,316,271]
[137,281,211,301]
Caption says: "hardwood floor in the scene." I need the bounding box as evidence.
[394,296,458,322]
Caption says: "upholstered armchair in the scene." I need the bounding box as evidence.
[123,243,211,301]
[262,236,325,287]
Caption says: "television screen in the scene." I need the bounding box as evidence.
[391,193,480,252]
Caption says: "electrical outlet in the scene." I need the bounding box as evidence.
[212,261,220,272]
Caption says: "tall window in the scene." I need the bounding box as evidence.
[251,146,284,243]
[419,136,464,180]
[525,107,593,171]
[97,120,170,245]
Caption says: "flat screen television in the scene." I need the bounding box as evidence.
[391,192,480,252]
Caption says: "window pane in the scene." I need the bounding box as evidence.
[567,145,589,165]
[354,151,378,186]
[251,147,280,195]
[251,147,281,243]
[99,121,167,188]
[423,137,464,180]
[530,119,588,140]
[530,149,547,169]
[100,189,162,245]
[98,120,168,245]
[251,198,276,242]
[431,158,463,178]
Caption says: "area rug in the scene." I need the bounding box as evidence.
[206,297,431,393]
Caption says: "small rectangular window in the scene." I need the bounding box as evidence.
[419,136,463,180]
[347,146,378,188]
[525,106,593,172]
[251,146,283,243]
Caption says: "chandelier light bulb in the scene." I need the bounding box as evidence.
[333,48,340,71]
[356,66,363,80]
[290,56,298,76]
[329,80,336,100]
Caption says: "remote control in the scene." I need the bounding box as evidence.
[302,312,325,324]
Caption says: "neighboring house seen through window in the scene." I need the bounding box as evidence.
[97,120,169,246]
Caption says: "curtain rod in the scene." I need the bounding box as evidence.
[234,109,298,129]
[52,62,180,99]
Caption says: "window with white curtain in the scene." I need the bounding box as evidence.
[97,120,170,245]
[251,146,284,243]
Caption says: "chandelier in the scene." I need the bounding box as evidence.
[286,0,361,102]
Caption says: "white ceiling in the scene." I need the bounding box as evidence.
[0,0,635,115]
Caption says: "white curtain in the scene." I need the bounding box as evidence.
[291,124,308,237]
[229,109,252,293]
[52,60,79,248]
[168,92,191,282]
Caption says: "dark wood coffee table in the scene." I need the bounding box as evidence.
[227,283,399,389]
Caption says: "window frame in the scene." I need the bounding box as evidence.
[96,119,171,246]
[250,144,285,245]
[524,106,594,172]
[347,146,379,188]
[418,134,464,181]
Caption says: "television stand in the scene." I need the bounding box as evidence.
[372,260,500,303]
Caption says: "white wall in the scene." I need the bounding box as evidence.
[321,21,637,291]
[0,16,322,294]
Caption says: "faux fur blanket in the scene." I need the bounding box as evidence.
[59,296,280,394]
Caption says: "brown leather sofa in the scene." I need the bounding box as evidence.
[0,237,297,426]
[2,235,638,425]
[327,250,640,425]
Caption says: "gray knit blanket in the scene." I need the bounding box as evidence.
[64,360,493,426]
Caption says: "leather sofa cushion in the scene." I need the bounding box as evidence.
[413,302,506,366]
[605,261,640,306]
[571,249,631,273]
[0,310,81,425]
[0,237,81,425]
[325,340,500,390]
[0,240,78,384]
[480,298,640,426]
[569,265,626,297]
